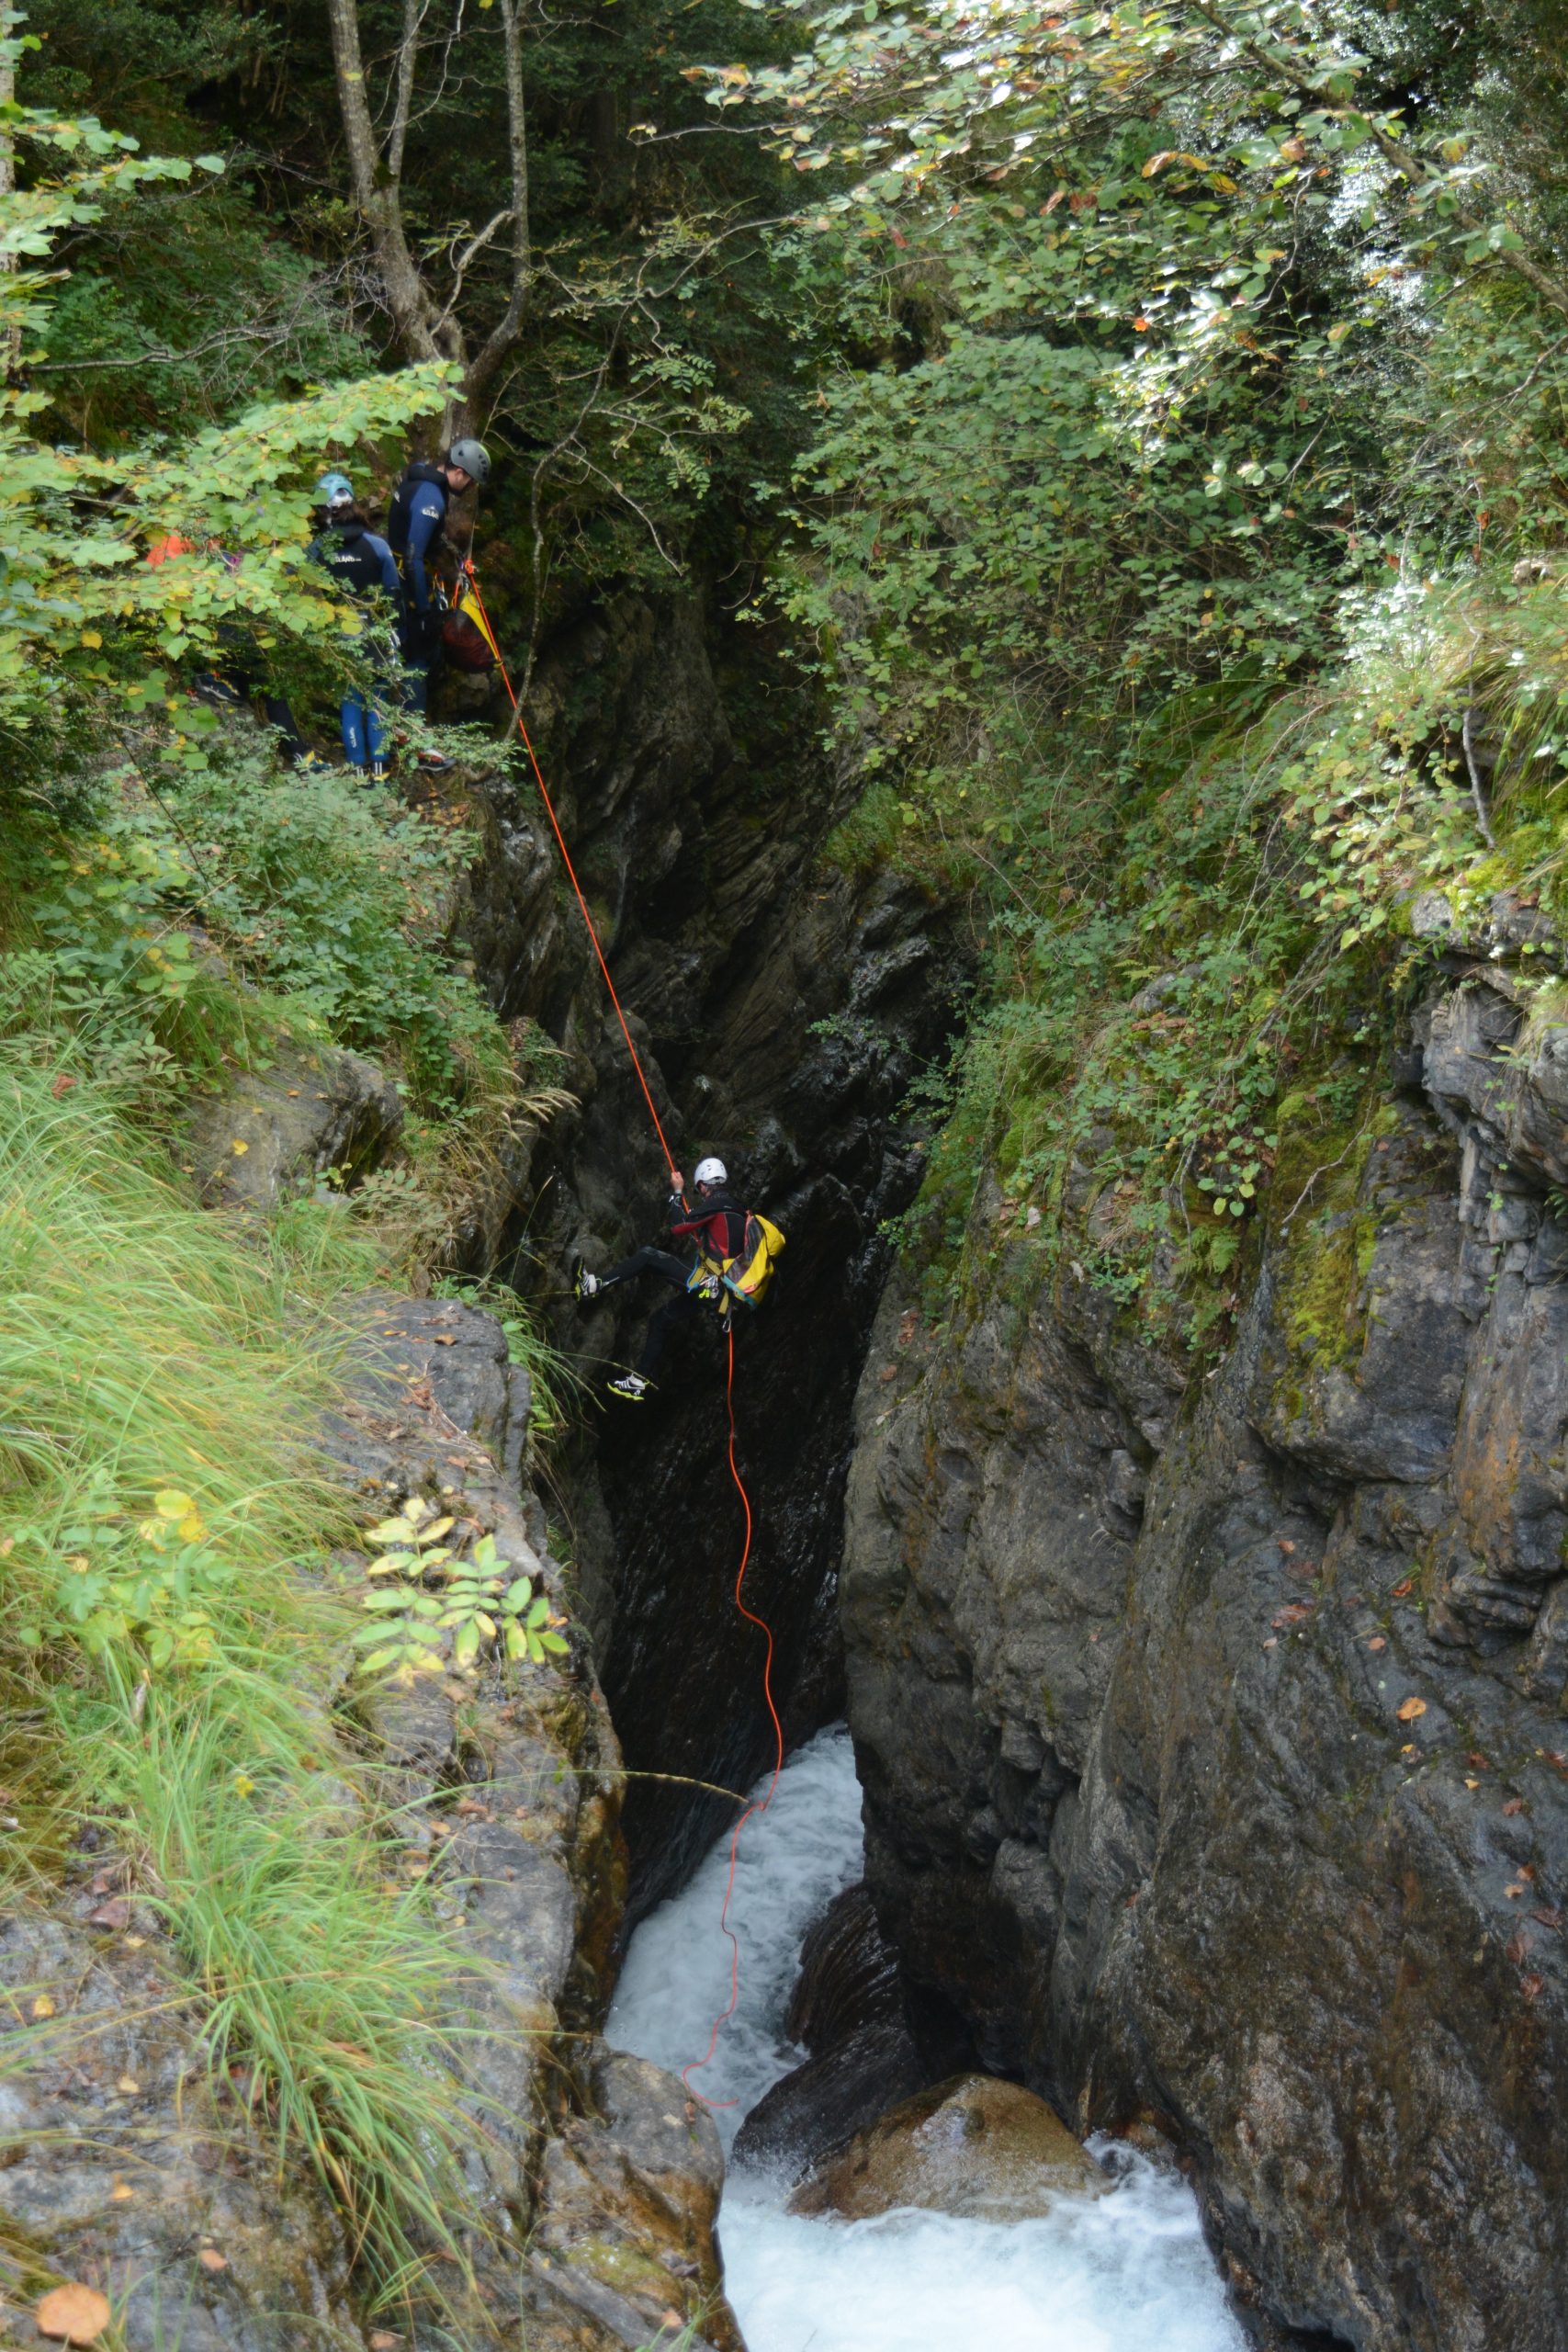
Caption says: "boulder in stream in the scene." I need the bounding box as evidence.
[788,2073,1109,2221]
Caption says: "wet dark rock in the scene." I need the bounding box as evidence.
[788,2073,1108,2220]
[785,1883,901,2052]
[732,1883,924,2181]
[453,589,967,1913]
[187,1035,402,1215]
[838,944,1568,2349]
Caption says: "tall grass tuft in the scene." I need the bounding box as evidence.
[0,1044,489,2284]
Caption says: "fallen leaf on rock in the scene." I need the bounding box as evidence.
[878,1364,897,1384]
[1507,1928,1530,1964]
[1503,1797,1526,1816]
[1367,1635,1386,1651]
[35,2283,111,2343]
[1468,1750,1490,1769]
[432,1335,457,1347]
[1465,1777,1481,1789]
[115,2075,140,2096]
[1272,1603,1309,1628]
[50,1074,77,1098]
[1506,1883,1527,1899]
[1392,1577,1415,1599]
[30,1995,55,2019]
[197,2247,228,2273]
[660,2312,683,2330]
[1532,1906,1563,1930]
[230,1139,248,1157]
[1396,1696,1427,1723]
[1523,1973,1546,2000]
[88,1898,130,1931]
[1277,1539,1296,1556]
[109,2180,133,2202]
[369,2335,401,2350]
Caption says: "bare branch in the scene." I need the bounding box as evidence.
[431,208,514,341]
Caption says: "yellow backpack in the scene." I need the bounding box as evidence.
[690,1211,787,1309]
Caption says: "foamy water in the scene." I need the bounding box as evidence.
[607,1725,1245,2352]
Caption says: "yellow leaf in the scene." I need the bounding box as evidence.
[1396,1696,1427,1723]
[30,1993,55,2018]
[110,2179,134,2201]
[231,1139,249,1156]
[79,628,103,649]
[35,2283,111,2344]
[177,1510,207,1542]
[153,1489,194,1520]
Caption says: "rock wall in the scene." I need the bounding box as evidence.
[840,931,1568,2352]
[459,588,964,1910]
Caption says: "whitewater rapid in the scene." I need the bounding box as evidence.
[607,1724,1245,2352]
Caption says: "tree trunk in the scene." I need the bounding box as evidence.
[0,3,21,380]
[324,0,531,430]
[323,0,452,368]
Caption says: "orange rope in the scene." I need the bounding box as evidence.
[460,560,780,2098]
[681,1322,784,2106]
[461,560,680,1186]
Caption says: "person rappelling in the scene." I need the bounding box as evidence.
[574,1157,785,1403]
[386,436,491,769]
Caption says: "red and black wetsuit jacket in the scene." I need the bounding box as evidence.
[667,1188,748,1268]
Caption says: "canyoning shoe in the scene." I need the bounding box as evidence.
[370,759,391,782]
[573,1261,601,1303]
[607,1372,651,1403]
[413,746,457,774]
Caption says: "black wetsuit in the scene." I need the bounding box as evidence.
[604,1189,748,1378]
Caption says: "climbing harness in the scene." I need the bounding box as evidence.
[460,551,784,2103]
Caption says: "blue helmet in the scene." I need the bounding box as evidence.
[315,470,354,509]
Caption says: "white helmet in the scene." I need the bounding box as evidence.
[694,1156,728,1188]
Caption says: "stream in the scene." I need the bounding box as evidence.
[607,1726,1247,2352]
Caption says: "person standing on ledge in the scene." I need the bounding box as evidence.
[308,472,400,781]
[386,437,491,772]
